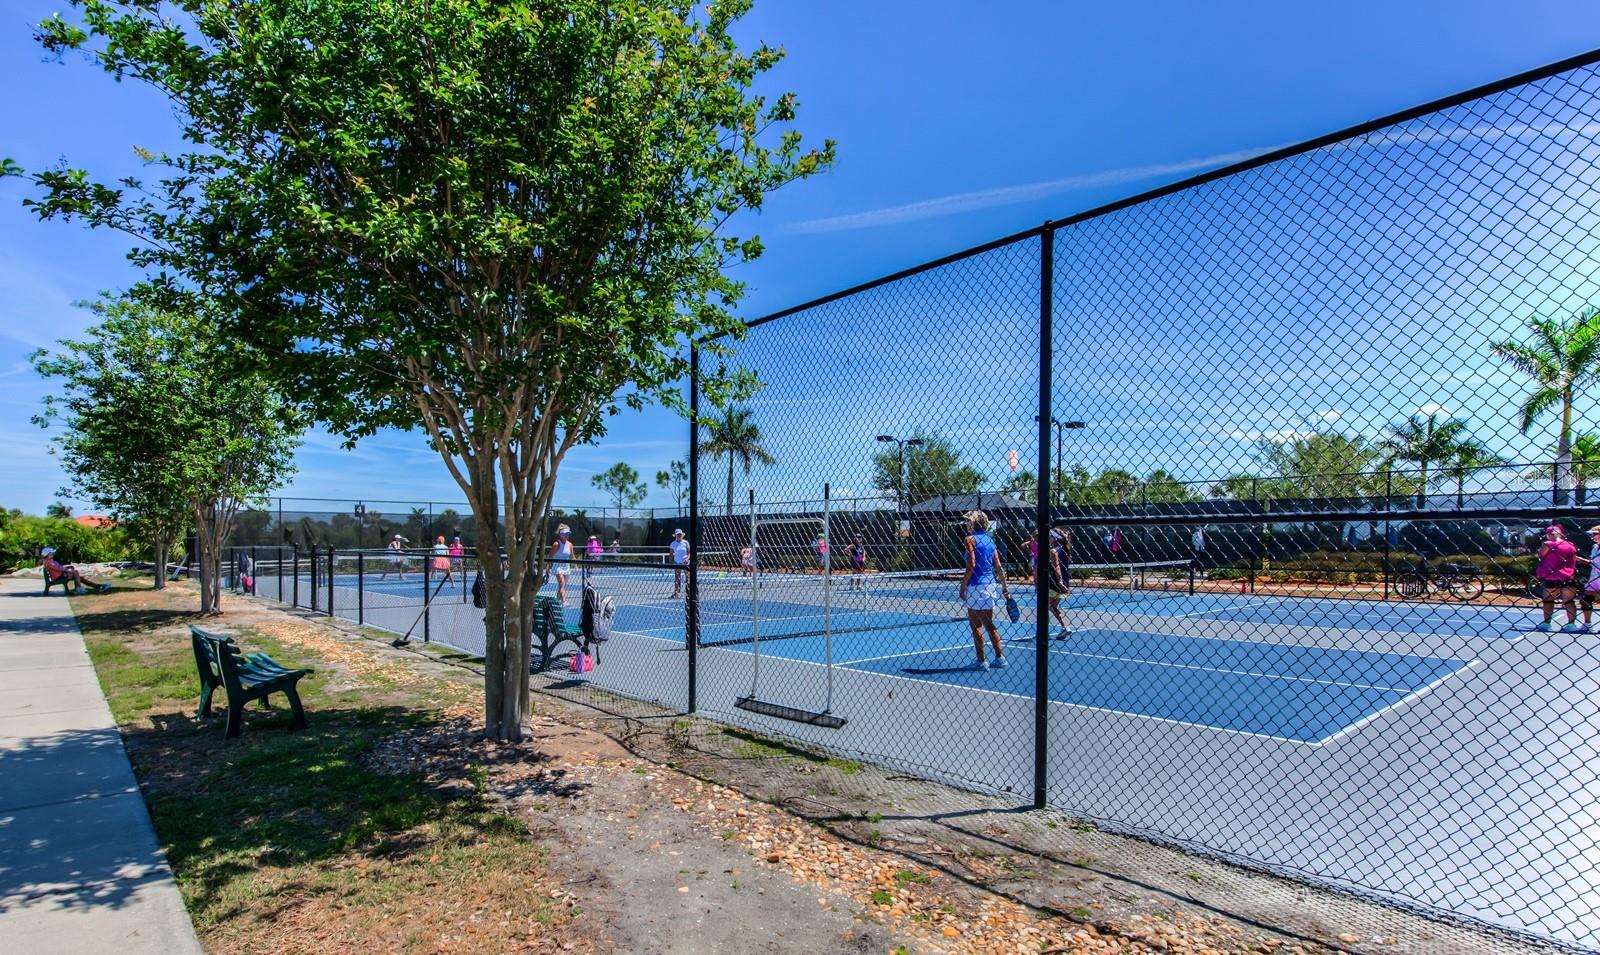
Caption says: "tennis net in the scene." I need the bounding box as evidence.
[692,568,969,648]
[1063,559,1195,608]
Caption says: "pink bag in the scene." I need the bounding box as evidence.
[568,651,593,674]
[240,573,253,591]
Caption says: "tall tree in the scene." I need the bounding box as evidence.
[591,462,647,529]
[32,292,299,611]
[44,503,73,520]
[1489,308,1600,505]
[1436,441,1508,510]
[655,460,689,512]
[1260,432,1386,502]
[1524,432,1600,506]
[700,407,775,515]
[1377,412,1469,506]
[25,1,831,740]
[999,469,1037,504]
[869,431,983,505]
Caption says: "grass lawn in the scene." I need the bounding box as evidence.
[70,581,574,954]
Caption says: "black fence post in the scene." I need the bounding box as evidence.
[357,552,365,625]
[311,544,322,613]
[1383,470,1393,600]
[249,546,258,595]
[291,543,300,607]
[423,549,432,644]
[327,547,335,617]
[1033,225,1054,811]
[1248,480,1258,595]
[687,343,701,714]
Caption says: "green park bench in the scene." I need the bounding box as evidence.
[42,566,71,595]
[190,625,312,739]
[531,595,602,672]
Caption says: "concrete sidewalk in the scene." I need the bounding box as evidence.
[0,577,201,954]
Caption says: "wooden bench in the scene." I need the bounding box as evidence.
[531,596,601,672]
[190,625,312,739]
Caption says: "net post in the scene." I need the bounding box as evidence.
[823,483,834,714]
[748,488,760,697]
[687,343,700,714]
[1382,469,1393,600]
[1033,224,1053,811]
[357,551,365,625]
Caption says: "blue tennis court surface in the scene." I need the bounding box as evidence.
[694,625,1469,743]
[595,583,1526,743]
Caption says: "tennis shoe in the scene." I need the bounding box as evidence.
[1535,621,1555,632]
[991,656,1008,669]
[1055,627,1071,640]
[1562,622,1589,633]
[970,658,988,671]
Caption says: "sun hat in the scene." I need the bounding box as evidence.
[1547,524,1565,534]
[40,546,54,556]
[673,528,684,536]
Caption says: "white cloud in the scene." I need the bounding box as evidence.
[1229,428,1315,442]
[784,144,1292,235]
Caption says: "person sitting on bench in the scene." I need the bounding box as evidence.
[41,547,110,593]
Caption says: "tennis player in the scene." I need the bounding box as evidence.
[846,534,867,590]
[449,536,465,578]
[381,534,408,580]
[1575,524,1600,633]
[959,510,1010,670]
[431,535,454,584]
[548,524,574,603]
[1046,527,1071,639]
[669,529,691,597]
[1534,523,1580,632]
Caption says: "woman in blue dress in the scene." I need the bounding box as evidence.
[959,511,1011,670]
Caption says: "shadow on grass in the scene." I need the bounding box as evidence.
[124,703,568,926]
[71,605,198,638]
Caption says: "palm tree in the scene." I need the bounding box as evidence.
[1435,441,1507,509]
[1377,412,1468,506]
[1524,433,1600,505]
[700,407,775,515]
[1489,308,1600,505]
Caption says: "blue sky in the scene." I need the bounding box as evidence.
[2,1,1598,515]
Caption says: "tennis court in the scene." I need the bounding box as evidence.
[596,575,1505,743]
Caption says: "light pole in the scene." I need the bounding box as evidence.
[876,435,925,516]
[1034,417,1085,505]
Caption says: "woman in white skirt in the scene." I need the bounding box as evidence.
[959,510,1011,670]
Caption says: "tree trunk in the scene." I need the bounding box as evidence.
[152,535,168,591]
[1555,396,1574,506]
[468,456,539,743]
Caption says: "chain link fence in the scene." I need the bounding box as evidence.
[671,51,1600,949]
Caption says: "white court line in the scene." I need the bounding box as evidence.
[1080,625,1468,665]
[1314,659,1485,746]
[1042,645,1446,694]
[837,641,977,667]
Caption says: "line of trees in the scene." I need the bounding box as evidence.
[32,292,301,610]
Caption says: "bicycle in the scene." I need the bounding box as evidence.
[1393,562,1485,601]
